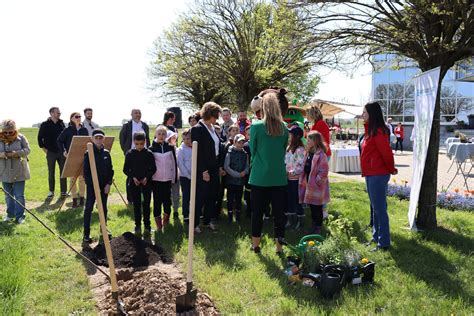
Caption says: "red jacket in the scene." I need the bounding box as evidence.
[311,120,331,157]
[394,126,404,139]
[361,124,397,177]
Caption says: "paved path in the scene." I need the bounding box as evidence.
[330,151,473,193]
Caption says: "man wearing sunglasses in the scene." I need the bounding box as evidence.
[37,107,67,198]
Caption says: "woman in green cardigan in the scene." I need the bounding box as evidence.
[249,91,289,254]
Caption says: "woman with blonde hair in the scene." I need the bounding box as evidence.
[249,90,289,254]
[0,119,31,223]
[57,112,89,208]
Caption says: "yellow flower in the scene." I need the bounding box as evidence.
[308,241,315,247]
[361,258,369,264]
[392,178,397,183]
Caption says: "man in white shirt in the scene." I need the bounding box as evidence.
[119,109,151,203]
[119,109,150,154]
[82,107,99,136]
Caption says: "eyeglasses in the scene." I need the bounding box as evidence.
[74,116,81,119]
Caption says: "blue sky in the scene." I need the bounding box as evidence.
[0,0,371,127]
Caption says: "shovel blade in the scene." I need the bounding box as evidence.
[176,289,197,313]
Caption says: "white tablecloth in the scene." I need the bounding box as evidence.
[329,146,361,173]
[447,142,474,162]
[445,137,461,146]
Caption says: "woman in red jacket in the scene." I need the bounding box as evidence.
[307,105,331,159]
[394,122,405,153]
[361,102,397,251]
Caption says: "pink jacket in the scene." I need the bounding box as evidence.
[299,149,330,206]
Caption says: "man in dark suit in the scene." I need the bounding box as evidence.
[119,109,151,202]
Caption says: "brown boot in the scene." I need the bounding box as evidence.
[72,198,79,208]
[163,213,170,227]
[79,197,85,206]
[155,217,163,232]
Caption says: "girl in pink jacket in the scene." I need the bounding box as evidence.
[299,131,330,234]
[149,125,177,231]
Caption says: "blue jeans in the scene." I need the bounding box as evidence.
[287,180,304,216]
[3,181,26,220]
[365,175,391,247]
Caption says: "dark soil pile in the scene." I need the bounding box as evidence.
[83,232,168,268]
[95,265,219,315]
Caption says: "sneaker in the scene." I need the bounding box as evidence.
[82,236,93,244]
[16,216,26,224]
[60,192,69,198]
[263,215,270,221]
[194,226,201,234]
[3,215,13,222]
[250,245,261,254]
[209,222,217,231]
[47,191,54,199]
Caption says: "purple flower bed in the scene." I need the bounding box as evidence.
[387,184,474,211]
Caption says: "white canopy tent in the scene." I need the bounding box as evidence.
[307,99,364,117]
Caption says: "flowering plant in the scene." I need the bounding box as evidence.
[387,183,474,211]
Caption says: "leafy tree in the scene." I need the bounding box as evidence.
[284,72,320,106]
[297,1,474,228]
[150,0,328,111]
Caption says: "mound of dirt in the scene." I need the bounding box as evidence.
[94,265,219,315]
[83,232,168,268]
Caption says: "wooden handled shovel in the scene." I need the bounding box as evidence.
[176,141,198,313]
[87,143,126,315]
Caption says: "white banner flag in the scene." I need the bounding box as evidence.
[408,67,441,231]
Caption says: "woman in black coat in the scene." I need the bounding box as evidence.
[57,112,89,207]
[191,102,224,233]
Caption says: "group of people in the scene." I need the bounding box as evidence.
[1,90,396,252]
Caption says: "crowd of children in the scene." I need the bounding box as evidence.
[81,107,331,245]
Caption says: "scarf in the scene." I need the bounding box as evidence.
[0,130,18,144]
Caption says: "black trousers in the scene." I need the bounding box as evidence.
[227,184,244,213]
[46,150,67,193]
[251,185,287,239]
[130,182,152,229]
[152,181,172,218]
[395,137,404,152]
[195,168,219,227]
[309,204,323,227]
[83,185,108,237]
[180,177,191,219]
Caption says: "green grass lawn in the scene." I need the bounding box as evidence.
[0,128,473,314]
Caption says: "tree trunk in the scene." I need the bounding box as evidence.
[416,68,447,229]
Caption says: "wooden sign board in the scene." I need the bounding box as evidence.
[61,136,114,178]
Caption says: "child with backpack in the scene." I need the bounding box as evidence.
[123,132,156,237]
[149,125,177,232]
[285,125,305,230]
[224,134,249,222]
[299,131,330,234]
